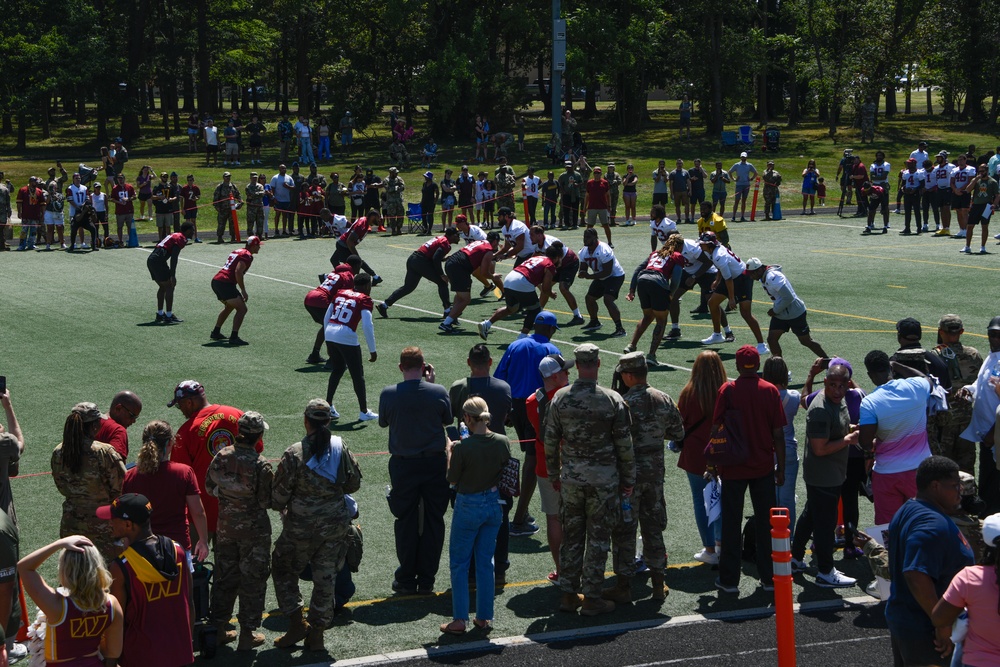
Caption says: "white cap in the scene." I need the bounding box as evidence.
[745,257,763,271]
[740,152,748,158]
[983,513,1000,547]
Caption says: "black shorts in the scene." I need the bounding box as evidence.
[637,274,670,311]
[951,192,971,210]
[95,210,108,223]
[712,273,753,303]
[211,278,241,302]
[968,203,989,226]
[147,252,171,282]
[206,144,219,153]
[503,287,540,312]
[138,191,152,202]
[691,190,706,205]
[445,253,475,293]
[330,241,353,267]
[652,192,669,206]
[306,304,327,324]
[935,189,951,208]
[678,270,717,297]
[769,311,810,336]
[586,273,624,299]
[249,137,262,148]
[556,258,579,287]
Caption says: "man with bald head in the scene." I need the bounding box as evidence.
[94,391,143,460]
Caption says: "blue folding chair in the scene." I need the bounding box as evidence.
[737,125,755,152]
[407,202,422,233]
[720,130,737,151]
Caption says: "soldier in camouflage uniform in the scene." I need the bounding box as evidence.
[860,100,877,144]
[605,352,684,603]
[494,157,516,211]
[212,171,243,243]
[0,171,12,249]
[206,411,274,652]
[271,399,362,652]
[543,343,634,616]
[930,314,983,474]
[605,164,623,226]
[244,173,266,239]
[50,402,126,560]
[761,161,782,221]
[384,167,406,236]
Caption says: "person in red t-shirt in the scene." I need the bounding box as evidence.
[93,391,143,461]
[122,420,208,561]
[210,235,261,346]
[15,177,45,250]
[178,174,202,244]
[324,273,379,421]
[147,222,195,324]
[377,228,460,319]
[111,174,137,246]
[304,256,361,365]
[167,381,262,537]
[584,167,613,246]
[711,345,786,594]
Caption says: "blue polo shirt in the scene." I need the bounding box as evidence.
[493,334,560,399]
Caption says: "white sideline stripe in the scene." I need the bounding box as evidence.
[312,596,878,667]
[623,633,889,666]
[138,248,696,373]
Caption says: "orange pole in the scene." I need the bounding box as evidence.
[771,507,796,667]
[750,177,761,221]
[521,180,530,222]
[230,194,242,242]
[16,581,28,641]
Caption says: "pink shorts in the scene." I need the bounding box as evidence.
[872,468,917,524]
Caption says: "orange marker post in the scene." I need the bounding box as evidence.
[230,194,242,242]
[750,177,761,221]
[521,180,530,222]
[771,507,796,667]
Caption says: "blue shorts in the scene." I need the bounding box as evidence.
[734,184,751,200]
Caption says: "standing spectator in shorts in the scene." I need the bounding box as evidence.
[710,161,731,216]
[761,161,782,221]
[339,111,355,152]
[210,236,261,346]
[276,115,294,164]
[223,120,240,166]
[0,172,11,252]
[146,222,194,324]
[688,159,708,222]
[67,172,91,247]
[270,164,295,237]
[679,94,693,138]
[801,159,819,216]
[212,171,242,244]
[440,169,457,228]
[652,160,669,210]
[134,165,153,222]
[457,165,476,220]
[622,164,638,226]
[584,166,613,246]
[578,228,627,337]
[42,181,64,250]
[541,171,560,229]
[179,174,202,243]
[603,164,622,227]
[524,166,541,225]
[151,172,175,242]
[728,152,758,222]
[204,119,220,166]
[419,172,439,234]
[167,173,182,233]
[961,163,998,255]
[669,159,692,225]
[111,174,136,247]
[91,183,109,241]
[244,115,265,165]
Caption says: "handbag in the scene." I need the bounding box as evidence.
[499,456,521,497]
[704,383,749,467]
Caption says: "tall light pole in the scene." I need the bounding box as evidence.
[552,0,565,144]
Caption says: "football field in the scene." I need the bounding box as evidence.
[1,207,994,663]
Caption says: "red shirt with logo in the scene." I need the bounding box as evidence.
[45,596,114,664]
[642,251,684,279]
[461,240,494,268]
[327,289,374,332]
[305,267,356,308]
[179,184,200,212]
[513,255,555,286]
[16,186,45,220]
[112,184,136,215]
[415,235,452,260]
[156,232,188,256]
[340,217,370,244]
[213,248,253,283]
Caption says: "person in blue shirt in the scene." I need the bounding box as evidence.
[886,455,974,666]
[494,311,561,536]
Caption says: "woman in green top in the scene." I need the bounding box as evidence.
[440,397,510,635]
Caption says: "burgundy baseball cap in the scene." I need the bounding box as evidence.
[735,345,760,369]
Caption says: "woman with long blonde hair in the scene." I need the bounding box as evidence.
[676,351,727,565]
[19,535,123,666]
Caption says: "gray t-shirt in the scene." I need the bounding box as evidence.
[803,392,850,487]
[449,376,512,435]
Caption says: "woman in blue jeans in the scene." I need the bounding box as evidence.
[763,357,801,534]
[440,397,510,634]
[677,351,726,565]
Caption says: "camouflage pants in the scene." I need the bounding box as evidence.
[216,208,236,241]
[245,206,264,238]
[385,199,405,233]
[559,482,619,598]
[930,409,976,475]
[609,191,619,216]
[497,190,515,211]
[610,482,667,576]
[763,189,776,205]
[861,119,874,142]
[271,519,350,628]
[210,534,271,629]
[61,512,117,562]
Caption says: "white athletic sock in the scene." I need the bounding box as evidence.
[573,308,581,317]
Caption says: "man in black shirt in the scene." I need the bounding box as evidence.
[891,317,952,391]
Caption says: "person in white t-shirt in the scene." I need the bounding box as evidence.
[908,141,929,169]
[578,227,626,337]
[67,174,90,248]
[91,183,109,241]
[697,231,767,353]
[523,167,541,225]
[203,120,220,166]
[294,116,315,165]
[930,152,955,235]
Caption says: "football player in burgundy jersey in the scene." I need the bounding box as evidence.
[324,272,378,421]
[440,231,501,332]
[330,208,383,285]
[377,227,461,319]
[146,221,195,324]
[528,225,584,326]
[624,237,685,365]
[210,235,261,346]
[477,244,562,340]
[304,255,361,364]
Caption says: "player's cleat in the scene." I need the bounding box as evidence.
[306,352,325,365]
[861,227,873,235]
[581,321,602,331]
[438,322,456,333]
[724,331,736,343]
[610,327,627,338]
[358,410,379,422]
[479,285,494,297]
[756,342,770,355]
[565,315,586,327]
[371,275,383,286]
[880,227,888,234]
[376,302,388,318]
[165,314,183,323]
[155,313,166,323]
[229,335,249,346]
[329,405,340,419]
[622,344,636,354]
[960,246,971,254]
[701,332,725,345]
[477,321,490,341]
[646,353,659,367]
[210,329,227,340]
[666,328,681,339]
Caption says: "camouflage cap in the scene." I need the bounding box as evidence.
[960,471,978,497]
[72,402,102,423]
[249,171,258,178]
[616,351,647,373]
[573,343,600,363]
[304,398,332,420]
[238,411,269,433]
[938,314,963,333]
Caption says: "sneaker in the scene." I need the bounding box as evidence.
[934,229,951,236]
[701,332,725,345]
[358,410,379,422]
[755,342,769,355]
[165,314,183,323]
[693,548,719,565]
[960,246,971,254]
[329,405,340,420]
[229,335,250,346]
[81,242,90,248]
[306,352,325,365]
[7,643,27,663]
[634,557,649,574]
[646,353,659,367]
[194,238,203,243]
[479,285,494,297]
[439,322,456,333]
[790,557,808,573]
[880,227,888,234]
[861,227,873,236]
[724,331,736,343]
[210,329,227,340]
[477,321,490,341]
[921,226,929,233]
[665,328,681,339]
[979,248,988,255]
[954,230,967,239]
[581,320,602,331]
[376,302,389,318]
[60,243,68,249]
[155,313,166,323]
[565,315,586,326]
[509,521,539,536]
[815,568,857,588]
[866,580,882,599]
[622,344,636,354]
[608,243,614,249]
[547,571,559,585]
[371,275,383,286]
[610,327,627,338]
[714,578,739,594]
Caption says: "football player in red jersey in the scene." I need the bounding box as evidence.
[330,208,383,285]
[146,221,195,324]
[210,235,261,346]
[624,238,685,366]
[477,243,562,339]
[304,255,361,364]
[440,231,502,332]
[324,272,379,422]
[376,227,461,319]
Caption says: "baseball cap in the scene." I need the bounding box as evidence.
[843,149,853,156]
[167,380,205,407]
[564,160,574,167]
[574,343,600,363]
[593,166,602,172]
[539,354,575,379]
[960,471,979,498]
[170,171,178,178]
[616,351,646,373]
[896,317,922,340]
[906,158,917,165]
[939,314,963,333]
[534,311,559,329]
[96,493,152,523]
[735,344,760,369]
[983,513,1000,547]
[389,166,398,172]
[160,171,168,178]
[222,171,232,178]
[424,171,433,179]
[527,166,535,173]
[918,141,928,147]
[740,152,748,158]
[745,257,763,271]
[238,411,269,433]
[304,398,332,420]
[937,150,949,157]
[988,316,1000,332]
[72,402,102,423]
[246,235,262,248]
[828,357,853,378]
[249,172,258,178]
[698,231,719,246]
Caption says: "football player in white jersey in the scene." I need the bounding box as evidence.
[899,159,925,234]
[931,152,955,235]
[697,231,767,354]
[669,233,727,339]
[578,227,627,337]
[950,154,977,239]
[868,151,892,230]
[745,260,827,358]
[528,225,583,324]
[649,203,678,251]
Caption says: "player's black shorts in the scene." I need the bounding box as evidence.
[711,272,753,303]
[211,278,241,302]
[503,287,540,312]
[445,253,475,293]
[935,189,951,207]
[637,274,670,311]
[306,304,327,324]
[556,257,579,287]
[951,192,971,210]
[146,251,171,282]
[586,273,624,299]
[769,311,810,336]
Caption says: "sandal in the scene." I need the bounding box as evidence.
[439,620,466,635]
[473,619,492,631]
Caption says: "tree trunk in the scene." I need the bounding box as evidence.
[758,1,769,127]
[884,85,896,118]
[16,112,27,150]
[584,78,598,117]
[537,55,550,116]
[196,0,212,114]
[183,58,195,112]
[904,63,912,114]
[148,83,156,111]
[787,50,799,126]
[76,87,87,126]
[96,91,109,144]
[41,95,51,140]
[295,16,310,115]
[927,86,933,115]
[707,14,724,134]
[162,100,170,140]
[172,87,181,133]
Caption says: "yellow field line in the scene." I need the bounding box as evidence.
[810,249,1000,272]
